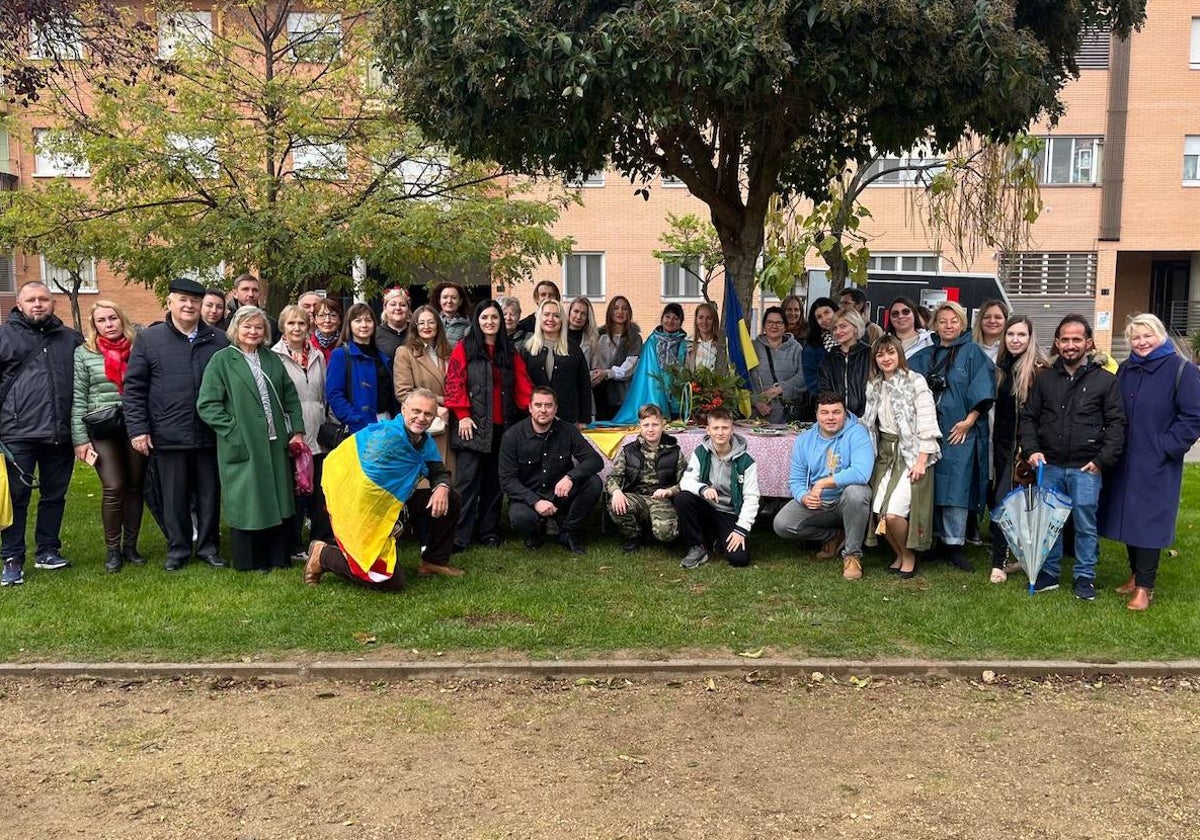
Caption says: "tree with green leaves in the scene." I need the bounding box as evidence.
[376,0,1144,315]
[2,0,570,310]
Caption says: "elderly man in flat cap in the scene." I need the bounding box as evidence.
[123,277,230,571]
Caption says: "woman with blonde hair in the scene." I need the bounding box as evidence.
[988,315,1050,582]
[818,306,872,417]
[70,300,145,573]
[861,334,941,577]
[1099,313,1200,610]
[909,300,996,572]
[685,302,728,372]
[972,299,1010,362]
[521,299,592,425]
[272,304,332,558]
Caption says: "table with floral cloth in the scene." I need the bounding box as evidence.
[582,426,802,499]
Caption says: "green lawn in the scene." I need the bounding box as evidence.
[2,465,1197,663]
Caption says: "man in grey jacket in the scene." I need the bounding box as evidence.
[0,282,82,587]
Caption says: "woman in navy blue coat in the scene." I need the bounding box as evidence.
[326,303,398,434]
[1098,314,1200,610]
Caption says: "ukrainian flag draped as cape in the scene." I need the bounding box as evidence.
[724,275,759,417]
[321,418,439,583]
[604,327,688,424]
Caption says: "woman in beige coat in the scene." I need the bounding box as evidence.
[394,304,455,475]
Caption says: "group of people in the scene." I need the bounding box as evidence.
[2,275,1197,613]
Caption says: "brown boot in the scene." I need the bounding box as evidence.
[304,541,326,586]
[817,530,846,559]
[418,561,465,577]
[842,554,863,581]
[1126,587,1153,611]
[1115,576,1137,595]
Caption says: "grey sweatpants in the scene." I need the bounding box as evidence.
[772,484,871,557]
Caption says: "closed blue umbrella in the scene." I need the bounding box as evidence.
[991,466,1073,594]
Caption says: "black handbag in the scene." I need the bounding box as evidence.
[83,404,126,441]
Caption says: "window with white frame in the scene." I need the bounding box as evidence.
[287,12,341,62]
[0,252,15,294]
[28,20,83,60]
[564,253,604,298]
[1191,18,1200,70]
[573,170,605,187]
[1184,136,1200,185]
[167,133,219,178]
[860,149,945,186]
[661,173,686,187]
[661,256,702,299]
[178,262,226,287]
[399,156,450,199]
[34,129,90,177]
[292,139,347,179]
[158,11,213,59]
[41,256,98,294]
[1035,136,1102,185]
[0,131,11,176]
[998,251,1097,296]
[867,253,941,274]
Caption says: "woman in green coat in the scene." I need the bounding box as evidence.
[197,306,305,572]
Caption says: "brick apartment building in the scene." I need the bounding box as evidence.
[4,3,1199,355]
[513,1,1200,356]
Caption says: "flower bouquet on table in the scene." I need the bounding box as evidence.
[665,363,749,425]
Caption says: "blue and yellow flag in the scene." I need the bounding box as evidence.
[321,418,437,583]
[723,274,759,415]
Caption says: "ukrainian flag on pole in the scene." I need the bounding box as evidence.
[723,273,759,416]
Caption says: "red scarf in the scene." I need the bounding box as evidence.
[97,334,132,394]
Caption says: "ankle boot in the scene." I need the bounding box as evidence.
[123,543,147,566]
[1127,587,1153,611]
[104,548,123,574]
[1115,576,1136,595]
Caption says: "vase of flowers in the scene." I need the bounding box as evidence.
[666,363,748,424]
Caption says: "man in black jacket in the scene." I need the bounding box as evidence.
[123,277,229,571]
[499,386,602,553]
[0,282,82,587]
[1019,314,1126,601]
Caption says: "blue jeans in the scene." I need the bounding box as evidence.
[935,506,968,546]
[1041,464,1102,581]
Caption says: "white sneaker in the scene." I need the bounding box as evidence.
[989,567,1007,584]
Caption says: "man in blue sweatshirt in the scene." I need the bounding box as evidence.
[773,392,874,580]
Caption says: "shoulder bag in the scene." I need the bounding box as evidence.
[317,350,353,450]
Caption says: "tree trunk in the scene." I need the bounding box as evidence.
[712,217,764,330]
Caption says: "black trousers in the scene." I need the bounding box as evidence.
[673,490,750,567]
[291,453,333,552]
[1127,545,1161,589]
[92,437,147,551]
[230,519,291,571]
[155,448,221,564]
[1,440,74,560]
[508,474,602,538]
[320,488,461,590]
[453,428,503,547]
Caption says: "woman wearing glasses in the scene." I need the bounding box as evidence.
[885,297,934,359]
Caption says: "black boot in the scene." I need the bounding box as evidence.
[105,548,124,574]
[123,544,147,566]
[946,544,974,573]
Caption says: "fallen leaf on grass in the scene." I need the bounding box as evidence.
[737,648,764,659]
[353,632,377,645]
[705,678,717,691]
[849,675,871,689]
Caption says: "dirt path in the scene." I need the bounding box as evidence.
[2,673,1199,839]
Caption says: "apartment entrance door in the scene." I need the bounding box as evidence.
[1150,260,1190,333]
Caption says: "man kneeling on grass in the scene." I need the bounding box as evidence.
[773,391,874,580]
[605,403,684,552]
[304,388,463,590]
[674,407,760,569]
